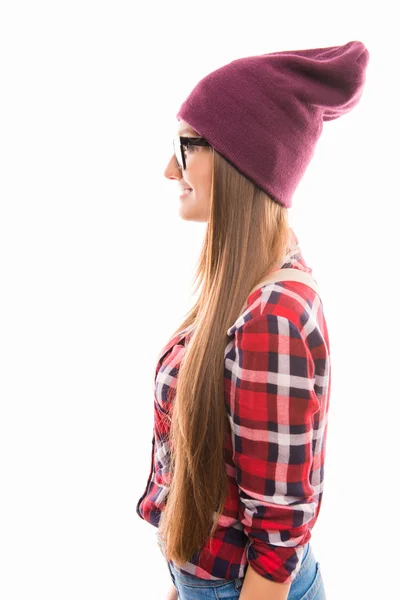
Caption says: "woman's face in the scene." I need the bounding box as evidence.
[164,119,213,222]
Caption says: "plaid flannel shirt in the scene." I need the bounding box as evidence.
[136,238,331,584]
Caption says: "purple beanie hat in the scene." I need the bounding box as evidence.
[176,40,370,208]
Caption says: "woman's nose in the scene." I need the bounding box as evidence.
[164,155,182,180]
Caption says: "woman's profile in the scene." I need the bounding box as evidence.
[136,40,369,600]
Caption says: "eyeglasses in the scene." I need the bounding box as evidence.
[173,136,211,171]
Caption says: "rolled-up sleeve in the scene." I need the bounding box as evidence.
[229,312,321,584]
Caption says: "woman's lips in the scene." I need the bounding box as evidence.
[179,188,192,199]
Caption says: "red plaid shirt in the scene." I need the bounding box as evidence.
[136,237,331,584]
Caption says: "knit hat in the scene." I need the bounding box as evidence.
[176,40,370,208]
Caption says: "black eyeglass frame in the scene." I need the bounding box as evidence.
[173,136,211,170]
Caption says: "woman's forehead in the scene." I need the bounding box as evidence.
[177,120,199,136]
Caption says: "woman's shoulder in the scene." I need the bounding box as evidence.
[228,266,324,338]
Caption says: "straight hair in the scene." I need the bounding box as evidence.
[158,148,293,566]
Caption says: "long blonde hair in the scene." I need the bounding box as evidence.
[158,148,293,565]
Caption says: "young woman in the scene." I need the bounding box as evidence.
[136,40,369,600]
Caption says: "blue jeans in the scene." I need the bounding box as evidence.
[165,543,326,600]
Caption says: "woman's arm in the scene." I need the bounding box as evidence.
[165,583,178,600]
[240,564,291,600]
[229,310,324,585]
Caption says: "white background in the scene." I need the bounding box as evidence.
[0,1,398,598]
